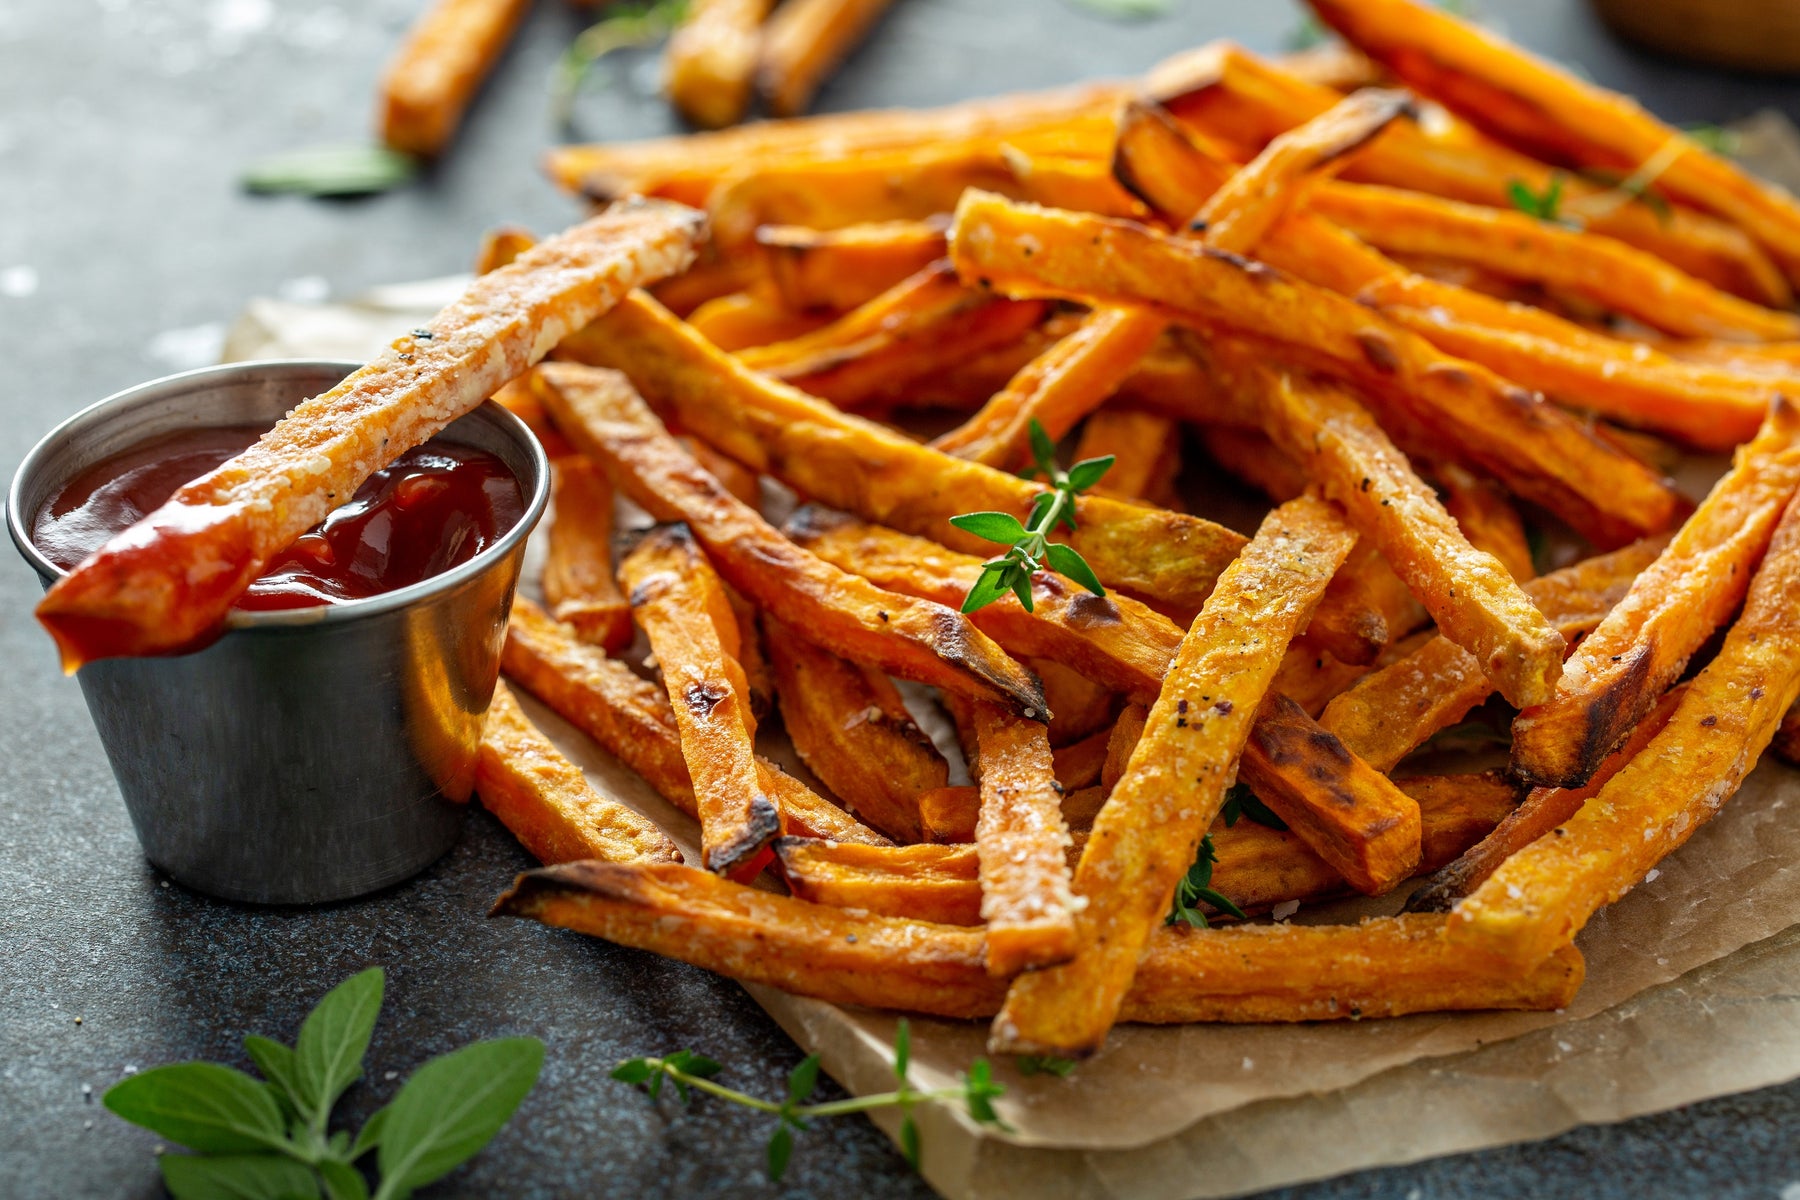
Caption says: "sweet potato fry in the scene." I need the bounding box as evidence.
[1306,539,1427,666]
[619,525,777,876]
[757,0,896,118]
[687,291,831,351]
[1074,409,1182,510]
[919,785,980,844]
[1435,462,1533,582]
[764,615,943,842]
[1307,0,1800,286]
[994,495,1357,1056]
[562,292,1248,618]
[503,598,886,845]
[1149,41,1790,306]
[948,190,1682,547]
[535,363,1047,716]
[477,681,682,867]
[495,861,1582,1022]
[735,262,1049,409]
[1035,659,1118,748]
[1244,363,1564,706]
[377,0,532,157]
[474,225,536,275]
[664,0,775,130]
[1101,702,1150,794]
[1452,489,1800,966]
[1512,399,1800,787]
[754,219,948,312]
[1052,727,1111,792]
[652,255,765,318]
[36,202,705,669]
[682,436,763,509]
[785,506,1181,703]
[1001,147,1147,219]
[546,84,1124,206]
[968,701,1078,976]
[1320,538,1667,771]
[781,772,1517,923]
[1271,635,1379,717]
[1238,694,1421,894]
[542,457,633,653]
[1408,686,1684,914]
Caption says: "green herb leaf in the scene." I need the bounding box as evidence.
[244,1037,305,1122]
[960,564,1015,614]
[1507,174,1565,222]
[104,1063,291,1155]
[374,1038,544,1198]
[350,1106,389,1160]
[1016,1055,1078,1078]
[899,1114,921,1169]
[1008,571,1036,613]
[1027,420,1060,475]
[1065,455,1115,493]
[159,1153,320,1200]
[1044,543,1104,597]
[767,1123,795,1180]
[1064,0,1171,19]
[318,1160,370,1200]
[1285,15,1328,51]
[1168,835,1245,926]
[296,968,384,1118]
[1220,783,1287,831]
[241,145,419,198]
[949,511,1030,545]
[1685,123,1741,157]
[961,1059,1007,1128]
[552,0,690,132]
[787,1055,822,1106]
[610,1058,657,1086]
[893,1019,911,1082]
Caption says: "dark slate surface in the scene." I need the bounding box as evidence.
[1,1,1797,1197]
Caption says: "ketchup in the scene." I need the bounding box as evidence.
[35,427,525,611]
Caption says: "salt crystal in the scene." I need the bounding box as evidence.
[1271,899,1299,921]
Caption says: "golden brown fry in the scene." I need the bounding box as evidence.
[764,615,943,842]
[491,377,575,458]
[782,772,1517,924]
[1238,693,1421,895]
[1035,659,1118,748]
[620,525,776,876]
[1074,409,1182,510]
[543,457,633,653]
[919,785,979,844]
[949,190,1682,548]
[653,255,766,318]
[1435,461,1534,582]
[664,0,775,130]
[1150,41,1790,306]
[1271,634,1378,717]
[1052,727,1111,791]
[687,291,832,351]
[1101,701,1150,794]
[969,701,1078,976]
[754,219,948,312]
[1308,0,1800,286]
[757,0,896,117]
[1311,182,1800,343]
[564,292,1248,618]
[1001,147,1148,218]
[786,506,1181,703]
[496,861,1582,1022]
[994,495,1357,1056]
[1453,488,1800,966]
[535,363,1047,716]
[477,681,682,867]
[722,586,774,723]
[1513,399,1800,787]
[1246,364,1565,707]
[474,225,537,275]
[504,598,886,845]
[1320,538,1667,771]
[1275,42,1387,91]
[681,436,762,508]
[735,262,1050,409]
[37,201,705,670]
[1307,538,1426,666]
[378,0,532,157]
[1408,686,1683,914]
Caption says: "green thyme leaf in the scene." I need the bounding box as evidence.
[1684,123,1740,157]
[1016,1055,1078,1078]
[1065,455,1115,493]
[893,1019,911,1081]
[1220,783,1288,831]
[1507,174,1564,222]
[899,1114,921,1169]
[242,145,419,197]
[1044,543,1104,597]
[767,1124,795,1180]
[1064,0,1171,20]
[787,1055,822,1106]
[551,0,690,132]
[950,511,1030,545]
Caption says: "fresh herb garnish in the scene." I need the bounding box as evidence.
[613,1020,1006,1181]
[1017,1055,1079,1078]
[103,968,543,1200]
[241,145,421,197]
[551,0,690,133]
[1064,0,1172,20]
[1284,15,1329,51]
[951,420,1112,614]
[1684,122,1741,157]
[1221,782,1288,831]
[1507,174,1566,223]
[1168,835,1246,928]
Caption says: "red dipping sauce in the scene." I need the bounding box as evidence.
[35,427,525,611]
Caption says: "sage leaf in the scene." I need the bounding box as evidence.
[103,1063,289,1155]
[350,1105,389,1159]
[244,1036,306,1121]
[159,1153,320,1200]
[318,1160,371,1200]
[374,1038,544,1197]
[296,967,384,1117]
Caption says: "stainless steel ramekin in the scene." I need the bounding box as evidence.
[7,361,549,904]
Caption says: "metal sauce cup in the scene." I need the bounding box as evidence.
[6,361,550,904]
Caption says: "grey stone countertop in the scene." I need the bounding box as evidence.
[1,1,1796,1197]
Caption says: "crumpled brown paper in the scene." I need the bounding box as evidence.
[222,128,1800,1189]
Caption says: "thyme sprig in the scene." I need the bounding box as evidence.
[951,420,1113,614]
[613,1020,1007,1180]
[550,0,690,132]
[1168,835,1247,928]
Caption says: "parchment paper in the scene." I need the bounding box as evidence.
[222,163,1800,1192]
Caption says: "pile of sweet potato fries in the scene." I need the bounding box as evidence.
[44,0,1800,1059]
